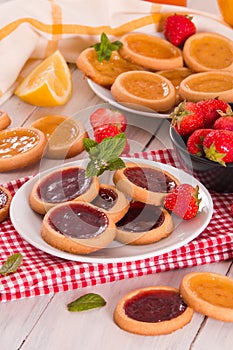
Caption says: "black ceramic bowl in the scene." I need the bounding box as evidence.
[169,126,233,193]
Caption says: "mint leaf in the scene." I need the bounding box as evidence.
[0,253,23,276]
[85,133,126,177]
[83,138,98,152]
[93,32,123,62]
[67,293,106,312]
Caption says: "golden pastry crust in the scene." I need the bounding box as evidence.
[0,110,11,130]
[0,127,46,172]
[111,70,176,112]
[179,71,233,103]
[76,48,143,87]
[91,184,130,223]
[113,162,180,206]
[114,286,194,335]
[115,205,174,245]
[41,201,116,254]
[0,185,12,223]
[30,115,88,159]
[183,32,233,72]
[29,166,100,215]
[119,32,183,71]
[180,272,233,322]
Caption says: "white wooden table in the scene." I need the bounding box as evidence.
[0,1,232,350]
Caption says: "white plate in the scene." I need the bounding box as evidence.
[10,158,213,263]
[87,5,233,119]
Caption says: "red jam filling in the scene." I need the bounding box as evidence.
[37,167,92,203]
[124,166,176,193]
[116,201,164,232]
[0,189,8,209]
[124,289,187,323]
[92,187,117,210]
[48,203,109,239]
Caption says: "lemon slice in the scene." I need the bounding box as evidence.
[30,115,87,159]
[15,50,72,107]
[180,272,233,322]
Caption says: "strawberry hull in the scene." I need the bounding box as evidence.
[170,126,233,193]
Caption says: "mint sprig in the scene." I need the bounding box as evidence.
[92,32,123,62]
[84,133,126,177]
[0,253,23,276]
[67,293,106,312]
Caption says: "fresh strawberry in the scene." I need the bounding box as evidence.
[197,98,231,128]
[94,124,120,143]
[171,101,204,138]
[163,14,196,47]
[214,115,233,131]
[90,107,127,132]
[203,129,233,166]
[187,129,213,156]
[164,184,201,220]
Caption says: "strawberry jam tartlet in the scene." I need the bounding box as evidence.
[41,201,116,254]
[91,184,129,223]
[114,286,193,335]
[115,201,174,245]
[29,166,99,215]
[0,185,12,223]
[113,162,180,206]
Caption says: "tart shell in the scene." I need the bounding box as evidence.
[0,185,12,223]
[41,201,116,254]
[29,166,99,215]
[0,127,46,172]
[114,286,194,335]
[111,71,176,112]
[91,184,130,223]
[119,32,183,71]
[180,272,233,322]
[113,162,180,206]
[115,206,174,245]
[30,115,88,159]
[0,110,11,130]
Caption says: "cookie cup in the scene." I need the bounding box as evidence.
[41,201,116,254]
[113,162,180,206]
[114,286,193,335]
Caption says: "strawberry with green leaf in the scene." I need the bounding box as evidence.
[164,14,196,47]
[187,129,212,156]
[203,129,233,166]
[197,98,231,128]
[164,184,201,220]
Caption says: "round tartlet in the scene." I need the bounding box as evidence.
[115,201,174,245]
[29,166,99,215]
[30,114,88,159]
[41,201,116,254]
[119,32,183,71]
[0,110,11,130]
[76,48,143,87]
[113,162,180,206]
[0,185,12,223]
[111,71,176,112]
[114,286,194,335]
[179,71,233,102]
[183,32,233,72]
[180,272,233,322]
[91,184,129,223]
[0,127,46,172]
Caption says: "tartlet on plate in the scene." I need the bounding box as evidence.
[0,185,12,223]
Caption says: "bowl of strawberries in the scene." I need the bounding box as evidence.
[169,99,233,193]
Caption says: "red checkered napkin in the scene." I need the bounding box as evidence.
[0,150,232,302]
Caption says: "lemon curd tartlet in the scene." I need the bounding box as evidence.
[179,70,233,102]
[180,272,233,322]
[30,114,88,159]
[119,32,183,71]
[111,71,176,112]
[0,127,46,172]
[183,32,233,72]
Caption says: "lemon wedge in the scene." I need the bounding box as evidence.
[15,50,72,107]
